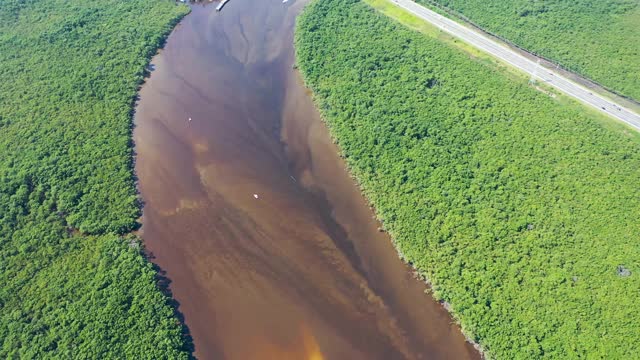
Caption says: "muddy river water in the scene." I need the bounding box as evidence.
[134,1,480,359]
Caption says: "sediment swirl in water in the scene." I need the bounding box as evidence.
[134,2,480,359]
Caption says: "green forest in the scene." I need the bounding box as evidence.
[296,0,640,358]
[0,0,191,358]
[416,0,640,102]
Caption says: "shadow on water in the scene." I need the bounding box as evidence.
[148,257,201,359]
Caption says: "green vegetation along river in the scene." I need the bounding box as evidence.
[417,0,640,102]
[0,0,191,358]
[296,0,640,358]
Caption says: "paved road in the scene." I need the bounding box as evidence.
[392,0,640,131]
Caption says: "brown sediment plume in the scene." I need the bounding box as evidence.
[133,1,480,359]
[239,323,324,360]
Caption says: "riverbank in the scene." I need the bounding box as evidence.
[294,0,640,358]
[0,0,191,357]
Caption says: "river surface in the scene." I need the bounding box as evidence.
[134,1,480,359]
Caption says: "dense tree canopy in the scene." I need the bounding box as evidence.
[416,0,640,102]
[0,0,191,358]
[296,0,640,358]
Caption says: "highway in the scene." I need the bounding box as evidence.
[392,0,640,131]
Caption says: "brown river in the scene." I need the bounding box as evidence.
[134,1,480,359]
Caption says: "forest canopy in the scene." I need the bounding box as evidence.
[416,0,640,102]
[296,0,640,358]
[0,0,190,358]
